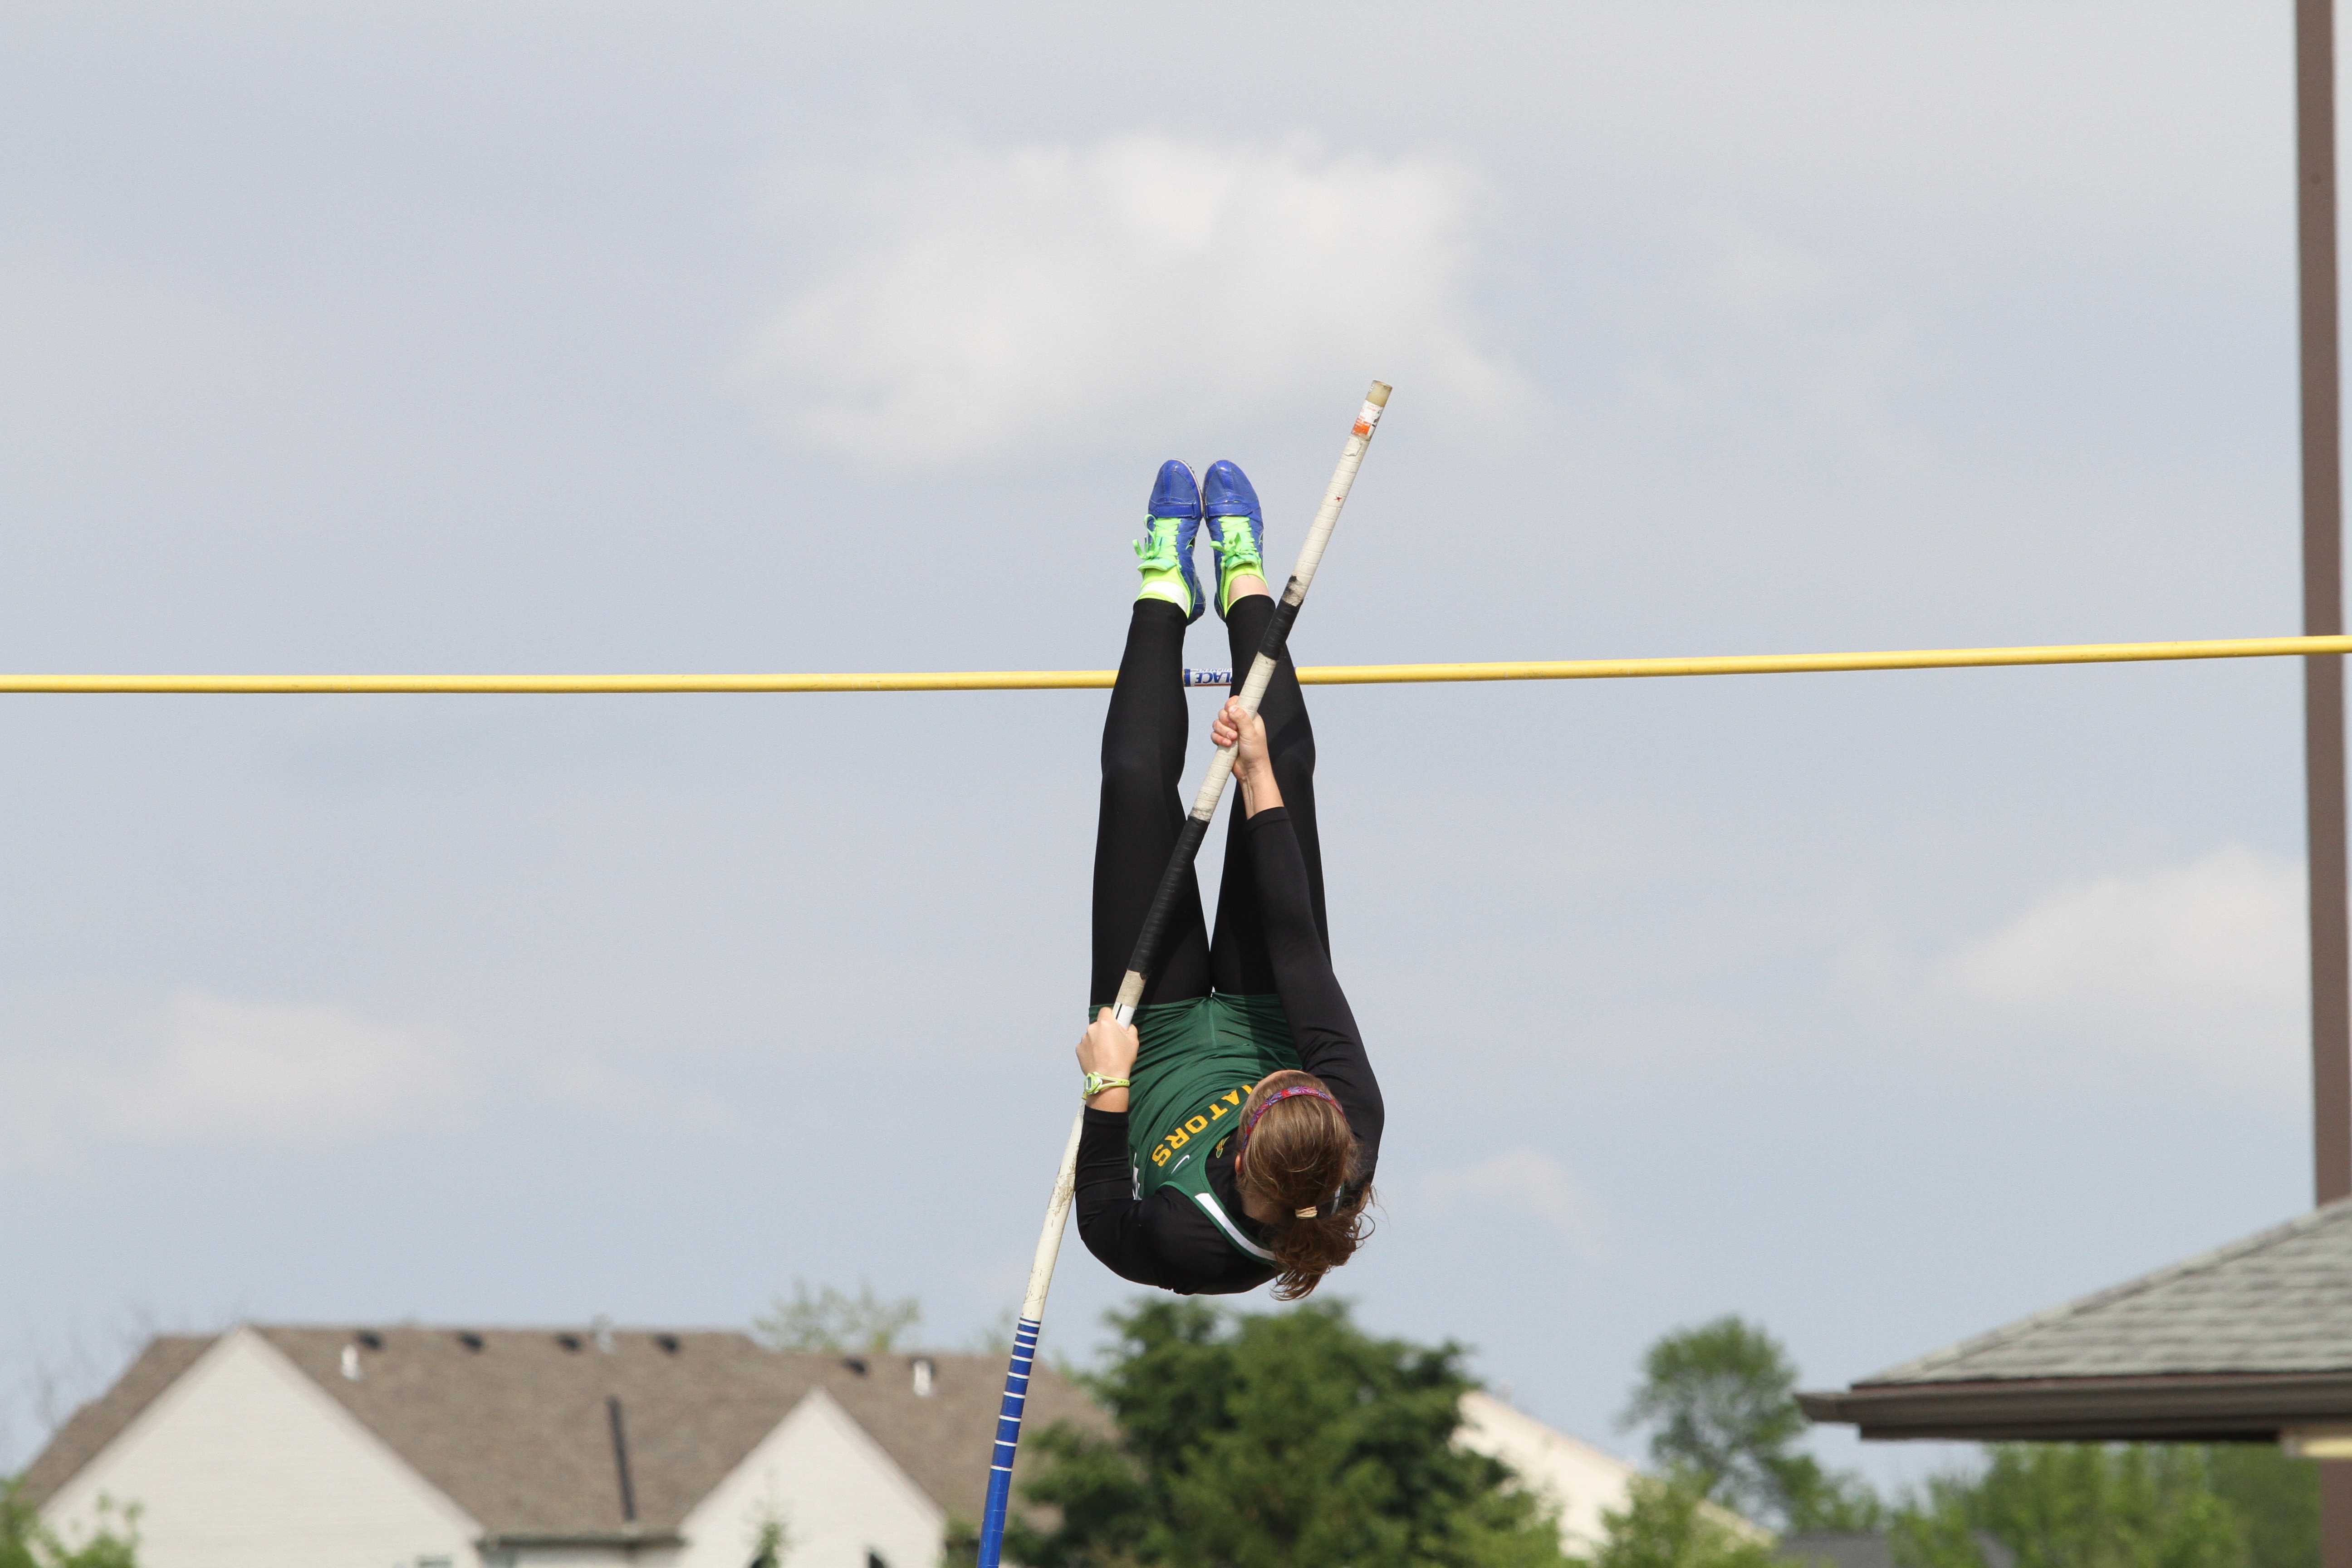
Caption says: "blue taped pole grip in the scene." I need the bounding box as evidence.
[975,1316,1043,1568]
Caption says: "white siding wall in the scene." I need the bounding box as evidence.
[676,1390,942,1568]
[1456,1391,1639,1555]
[40,1328,483,1568]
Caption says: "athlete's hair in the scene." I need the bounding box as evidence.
[1236,1069,1375,1301]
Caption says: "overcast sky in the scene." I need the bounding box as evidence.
[0,0,2327,1493]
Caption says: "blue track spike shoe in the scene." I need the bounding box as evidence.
[1135,459,1204,624]
[1202,460,1266,619]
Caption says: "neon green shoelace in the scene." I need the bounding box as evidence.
[1134,518,1186,573]
[1212,519,1262,578]
[1223,524,1260,580]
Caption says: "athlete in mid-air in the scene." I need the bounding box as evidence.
[1073,458,1383,1299]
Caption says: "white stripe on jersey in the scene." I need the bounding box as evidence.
[1191,1191,1278,1263]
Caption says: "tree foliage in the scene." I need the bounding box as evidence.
[1890,1445,2311,1568]
[1008,1298,1572,1568]
[2203,1446,2320,1568]
[1580,1473,1779,1568]
[0,1481,141,1568]
[753,1279,922,1353]
[746,1509,790,1568]
[1618,1317,1877,1531]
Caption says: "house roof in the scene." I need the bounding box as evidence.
[21,1325,1111,1543]
[1799,1200,2352,1441]
[20,1335,215,1511]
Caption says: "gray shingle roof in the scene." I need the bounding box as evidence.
[1859,1199,2352,1385]
[20,1325,1110,1541]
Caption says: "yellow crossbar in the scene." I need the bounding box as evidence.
[3,636,2349,693]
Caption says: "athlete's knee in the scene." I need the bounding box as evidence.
[1269,719,1316,779]
[1101,737,1176,802]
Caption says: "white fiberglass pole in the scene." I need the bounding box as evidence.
[974,382,1392,1568]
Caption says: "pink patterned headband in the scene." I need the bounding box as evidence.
[1239,1083,1340,1143]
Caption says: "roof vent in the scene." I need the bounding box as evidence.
[654,1334,681,1355]
[911,1357,935,1397]
[457,1332,485,1352]
[557,1333,583,1352]
[843,1356,869,1377]
[593,1316,616,1354]
[340,1344,363,1382]
[355,1330,383,1350]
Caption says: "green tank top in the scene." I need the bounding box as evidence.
[1099,992,1301,1262]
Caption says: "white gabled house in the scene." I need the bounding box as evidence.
[22,1324,1107,1568]
[24,1321,1707,1568]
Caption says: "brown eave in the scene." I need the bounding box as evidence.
[1799,1371,2352,1443]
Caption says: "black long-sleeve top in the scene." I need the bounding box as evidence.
[1074,807,1384,1294]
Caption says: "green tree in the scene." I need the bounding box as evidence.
[754,1280,922,1353]
[939,1517,981,1568]
[746,1508,790,1568]
[1581,1473,1780,1568]
[0,1480,141,1568]
[1888,1446,2245,1568]
[1008,1298,1571,1568]
[1619,1317,1878,1531]
[2205,1446,2319,1568]
[1612,1317,2317,1568]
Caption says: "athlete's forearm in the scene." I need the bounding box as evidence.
[1235,761,1284,818]
[1245,809,1385,1166]
[1074,1109,1175,1287]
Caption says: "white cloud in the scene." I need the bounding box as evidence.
[102,991,474,1146]
[1945,846,2304,1011]
[1423,1147,1602,1252]
[1937,846,2307,1091]
[741,134,1517,461]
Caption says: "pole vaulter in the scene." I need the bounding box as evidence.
[972,381,1392,1568]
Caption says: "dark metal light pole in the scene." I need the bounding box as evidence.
[2303,0,2350,1213]
[2296,0,2352,1558]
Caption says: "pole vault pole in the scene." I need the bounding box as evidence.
[973,381,1391,1568]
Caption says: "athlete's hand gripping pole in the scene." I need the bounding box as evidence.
[974,382,1391,1568]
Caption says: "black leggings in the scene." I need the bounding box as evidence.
[1091,595,1328,1008]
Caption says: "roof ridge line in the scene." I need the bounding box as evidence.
[1860,1198,2352,1385]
